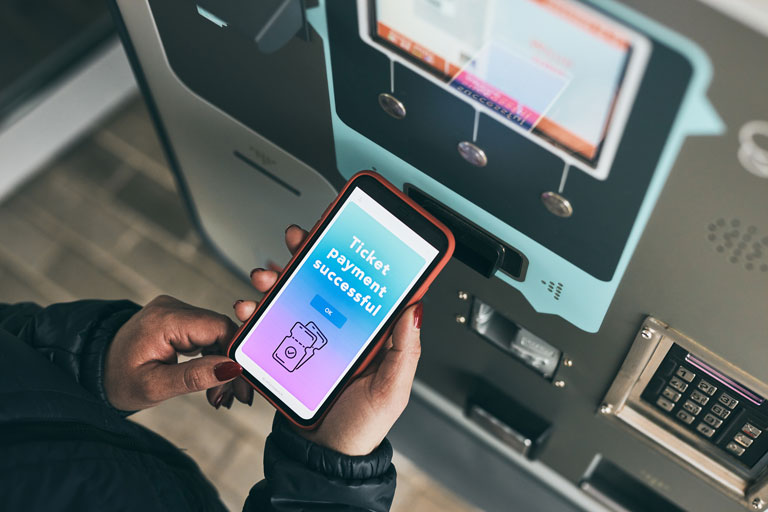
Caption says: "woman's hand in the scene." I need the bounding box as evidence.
[233,225,423,456]
[105,295,247,411]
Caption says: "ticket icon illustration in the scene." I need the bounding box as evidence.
[273,321,328,372]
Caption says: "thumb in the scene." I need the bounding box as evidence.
[153,355,242,400]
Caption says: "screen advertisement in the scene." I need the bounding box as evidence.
[235,187,439,419]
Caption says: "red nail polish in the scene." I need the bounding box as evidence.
[213,393,224,410]
[214,361,242,381]
[413,302,423,329]
[249,268,265,278]
[232,299,243,309]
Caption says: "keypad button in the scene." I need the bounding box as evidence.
[696,423,716,438]
[676,367,696,383]
[718,393,739,409]
[690,390,709,406]
[703,413,723,428]
[662,387,681,402]
[710,404,731,419]
[743,423,762,438]
[734,432,753,448]
[669,377,688,393]
[698,380,717,396]
[656,396,675,412]
[682,400,702,415]
[726,441,745,456]
[676,410,695,425]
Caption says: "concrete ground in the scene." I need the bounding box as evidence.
[0,95,477,512]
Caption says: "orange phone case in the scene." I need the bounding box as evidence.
[227,170,455,428]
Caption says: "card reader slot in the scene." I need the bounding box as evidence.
[405,185,527,280]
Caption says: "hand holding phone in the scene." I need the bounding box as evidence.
[228,172,454,438]
[236,249,423,456]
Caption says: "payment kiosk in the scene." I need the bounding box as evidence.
[108,1,768,509]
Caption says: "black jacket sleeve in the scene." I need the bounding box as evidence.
[245,414,397,512]
[0,300,141,412]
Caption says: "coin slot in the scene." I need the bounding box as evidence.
[468,298,560,379]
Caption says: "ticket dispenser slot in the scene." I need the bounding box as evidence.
[601,318,768,509]
[466,379,552,459]
[580,457,684,512]
[405,185,527,280]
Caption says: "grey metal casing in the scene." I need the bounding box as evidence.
[109,1,768,510]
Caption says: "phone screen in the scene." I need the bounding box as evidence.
[235,186,440,420]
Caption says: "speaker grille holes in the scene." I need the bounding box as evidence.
[707,218,768,272]
[541,280,564,300]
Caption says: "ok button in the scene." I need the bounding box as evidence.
[310,295,347,328]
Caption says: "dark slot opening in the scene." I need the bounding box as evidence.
[466,379,552,459]
[469,298,560,379]
[405,185,527,280]
[580,457,684,512]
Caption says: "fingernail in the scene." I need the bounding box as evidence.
[214,361,242,381]
[213,393,224,410]
[232,299,243,309]
[285,224,300,233]
[247,394,254,406]
[249,268,265,278]
[224,393,235,409]
[413,302,423,329]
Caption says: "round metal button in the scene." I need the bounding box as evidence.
[541,191,573,218]
[457,141,488,167]
[378,93,406,119]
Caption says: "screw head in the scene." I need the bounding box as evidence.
[599,403,613,415]
[554,379,565,388]
[641,328,653,340]
[457,141,488,167]
[457,291,469,301]
[562,358,573,367]
[378,93,406,119]
[752,498,766,510]
[455,314,467,325]
[541,191,573,218]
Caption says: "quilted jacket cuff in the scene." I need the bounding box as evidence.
[270,413,394,480]
[81,302,141,417]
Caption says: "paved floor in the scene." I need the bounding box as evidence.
[0,96,477,512]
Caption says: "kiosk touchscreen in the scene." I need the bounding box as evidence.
[365,0,650,180]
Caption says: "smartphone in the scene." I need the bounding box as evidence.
[227,171,455,428]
